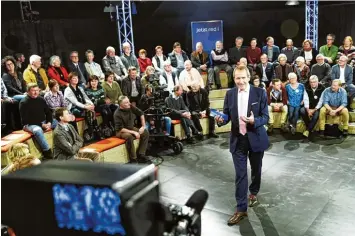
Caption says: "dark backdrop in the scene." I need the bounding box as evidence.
[2,1,355,67]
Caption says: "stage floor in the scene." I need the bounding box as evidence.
[157,132,355,236]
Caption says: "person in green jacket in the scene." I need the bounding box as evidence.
[102,71,123,104]
[319,34,338,65]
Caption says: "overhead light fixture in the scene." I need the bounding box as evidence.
[286,0,299,6]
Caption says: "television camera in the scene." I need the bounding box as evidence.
[1,161,208,236]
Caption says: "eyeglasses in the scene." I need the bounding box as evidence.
[326,38,333,41]
[5,62,14,66]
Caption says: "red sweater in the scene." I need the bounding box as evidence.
[246,47,262,64]
[138,58,152,73]
[47,66,69,86]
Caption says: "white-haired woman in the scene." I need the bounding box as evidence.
[294,56,310,84]
[47,55,69,90]
[275,53,293,84]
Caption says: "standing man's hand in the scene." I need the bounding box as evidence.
[241,111,255,125]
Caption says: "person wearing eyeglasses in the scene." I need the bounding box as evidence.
[319,34,338,66]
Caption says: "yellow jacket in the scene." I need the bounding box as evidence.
[23,64,49,88]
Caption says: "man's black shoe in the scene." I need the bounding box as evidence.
[137,155,152,164]
[319,130,325,138]
[208,133,219,138]
[187,136,196,144]
[342,129,348,137]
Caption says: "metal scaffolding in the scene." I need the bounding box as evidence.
[305,0,319,49]
[115,0,135,55]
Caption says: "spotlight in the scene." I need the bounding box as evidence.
[285,0,299,6]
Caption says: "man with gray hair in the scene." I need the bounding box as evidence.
[84,49,105,81]
[68,51,89,86]
[300,75,325,140]
[211,41,233,89]
[159,61,179,94]
[191,42,214,90]
[310,54,332,86]
[281,39,299,64]
[23,54,49,92]
[102,46,128,81]
[120,42,140,75]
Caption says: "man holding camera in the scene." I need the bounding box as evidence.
[165,85,200,143]
[186,83,218,139]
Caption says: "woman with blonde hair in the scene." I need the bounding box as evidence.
[5,143,41,174]
[337,36,355,66]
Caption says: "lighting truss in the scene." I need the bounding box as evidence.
[305,0,318,49]
[115,0,135,55]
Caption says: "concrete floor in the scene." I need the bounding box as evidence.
[156,132,355,236]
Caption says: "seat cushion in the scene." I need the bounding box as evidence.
[1,131,32,152]
[81,137,126,153]
[172,120,181,125]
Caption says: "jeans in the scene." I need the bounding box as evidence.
[24,120,58,151]
[12,95,26,102]
[300,107,320,132]
[146,117,172,135]
[288,105,301,127]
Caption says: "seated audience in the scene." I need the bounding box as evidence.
[168,42,189,77]
[114,95,150,163]
[179,60,205,92]
[246,38,262,70]
[44,79,68,110]
[139,84,172,135]
[23,55,49,93]
[165,85,199,143]
[102,46,128,82]
[152,45,170,75]
[311,54,332,86]
[2,55,27,101]
[299,39,319,66]
[262,36,280,63]
[300,75,325,139]
[14,53,26,74]
[121,42,140,75]
[281,39,299,65]
[102,71,123,105]
[191,42,214,90]
[251,75,265,90]
[275,54,293,85]
[319,34,338,65]
[121,67,142,106]
[1,79,21,135]
[319,79,349,137]
[266,79,288,133]
[84,49,105,81]
[53,107,84,160]
[294,56,310,84]
[7,143,33,165]
[211,41,233,89]
[285,72,305,135]
[159,61,179,94]
[255,54,274,87]
[8,151,41,173]
[137,49,152,75]
[19,83,56,160]
[337,36,355,65]
[64,72,99,139]
[229,37,247,68]
[331,55,355,103]
[68,51,89,87]
[86,75,117,130]
[47,55,69,90]
[239,57,253,78]
[141,66,159,88]
[186,84,218,138]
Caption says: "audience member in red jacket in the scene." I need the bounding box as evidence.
[137,49,152,75]
[246,38,262,70]
[47,55,69,89]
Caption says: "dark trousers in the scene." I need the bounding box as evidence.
[169,114,197,137]
[300,107,320,132]
[117,127,149,160]
[232,134,263,212]
[191,111,215,134]
[1,100,22,135]
[97,104,118,125]
[288,105,301,127]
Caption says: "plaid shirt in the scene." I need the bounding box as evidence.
[44,90,68,110]
[1,79,8,99]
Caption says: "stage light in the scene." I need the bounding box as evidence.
[286,1,299,6]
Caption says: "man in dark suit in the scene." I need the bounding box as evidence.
[255,54,274,87]
[216,65,269,225]
[68,51,89,86]
[186,83,218,138]
[53,107,83,160]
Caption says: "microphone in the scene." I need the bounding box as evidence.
[185,189,209,215]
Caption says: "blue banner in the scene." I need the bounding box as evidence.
[191,20,223,53]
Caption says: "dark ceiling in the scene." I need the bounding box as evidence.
[1,1,354,20]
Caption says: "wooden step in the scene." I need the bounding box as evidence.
[210,99,224,109]
[351,100,355,109]
[209,88,230,99]
[350,112,355,122]
[202,71,229,89]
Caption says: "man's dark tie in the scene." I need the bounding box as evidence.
[76,64,85,83]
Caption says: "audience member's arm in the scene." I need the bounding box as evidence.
[346,67,353,86]
[102,58,112,73]
[165,97,182,116]
[191,53,201,68]
[81,88,94,105]
[211,50,225,61]
[118,57,128,77]
[334,90,348,113]
[43,98,53,124]
[64,88,86,109]
[3,75,23,95]
[323,64,332,82]
[19,100,29,126]
[330,66,336,81]
[54,132,82,156]
[315,91,324,110]
[159,75,167,85]
[303,91,310,109]
[152,57,161,72]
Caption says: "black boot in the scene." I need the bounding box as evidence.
[42,149,53,161]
